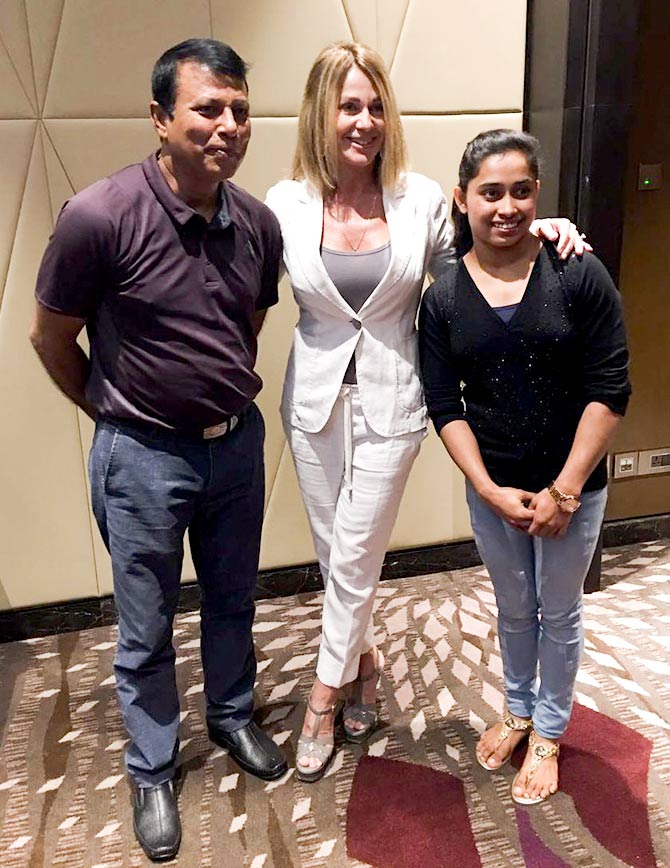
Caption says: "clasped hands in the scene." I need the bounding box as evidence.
[486,486,572,537]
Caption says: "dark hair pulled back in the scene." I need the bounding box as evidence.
[452,129,543,257]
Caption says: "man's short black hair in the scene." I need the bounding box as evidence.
[152,38,249,116]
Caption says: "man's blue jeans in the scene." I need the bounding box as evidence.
[466,482,607,739]
[89,405,265,786]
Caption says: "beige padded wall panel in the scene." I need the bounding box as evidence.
[210,0,352,116]
[43,119,157,192]
[394,435,471,548]
[403,112,524,201]
[260,444,318,569]
[0,1,38,113]
[0,121,35,303]
[391,0,526,113]
[0,132,97,608]
[43,0,211,118]
[340,0,377,47]
[0,38,35,118]
[376,0,411,69]
[25,0,65,111]
[40,122,75,223]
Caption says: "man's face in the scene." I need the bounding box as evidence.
[153,60,251,185]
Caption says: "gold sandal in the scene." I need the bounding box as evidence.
[512,730,560,805]
[476,712,532,770]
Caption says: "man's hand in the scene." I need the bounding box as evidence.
[527,488,572,537]
[530,218,593,260]
[483,486,536,531]
[29,304,95,418]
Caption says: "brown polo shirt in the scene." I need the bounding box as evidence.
[35,153,281,429]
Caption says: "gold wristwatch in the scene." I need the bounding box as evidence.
[547,481,581,513]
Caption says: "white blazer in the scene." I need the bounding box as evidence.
[265,172,454,437]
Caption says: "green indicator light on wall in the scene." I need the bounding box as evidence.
[637,163,662,191]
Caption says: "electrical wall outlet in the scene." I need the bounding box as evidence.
[612,451,638,479]
[638,447,670,475]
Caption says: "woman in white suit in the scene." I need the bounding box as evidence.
[265,42,587,782]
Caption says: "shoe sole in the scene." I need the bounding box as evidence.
[208,731,288,782]
[133,822,181,862]
[343,724,376,744]
[296,748,335,783]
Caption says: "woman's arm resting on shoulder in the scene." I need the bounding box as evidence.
[527,402,622,537]
[440,420,536,530]
[530,217,593,259]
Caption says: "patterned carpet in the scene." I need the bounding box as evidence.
[1,540,670,868]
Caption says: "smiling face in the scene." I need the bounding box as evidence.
[334,64,385,173]
[151,60,251,189]
[454,149,540,249]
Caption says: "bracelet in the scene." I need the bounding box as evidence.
[547,481,581,514]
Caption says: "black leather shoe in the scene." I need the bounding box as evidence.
[208,720,288,781]
[132,779,181,862]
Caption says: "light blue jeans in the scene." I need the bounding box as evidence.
[466,482,607,739]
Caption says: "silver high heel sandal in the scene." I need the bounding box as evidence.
[343,648,385,744]
[296,699,339,783]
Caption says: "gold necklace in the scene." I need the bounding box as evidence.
[327,191,379,252]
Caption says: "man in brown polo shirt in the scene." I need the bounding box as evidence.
[30,39,287,861]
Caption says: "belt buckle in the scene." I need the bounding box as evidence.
[202,415,238,440]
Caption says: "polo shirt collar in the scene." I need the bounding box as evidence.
[142,152,233,230]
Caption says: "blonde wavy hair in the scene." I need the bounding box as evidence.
[291,42,408,197]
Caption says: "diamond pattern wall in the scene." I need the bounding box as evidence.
[0,0,527,608]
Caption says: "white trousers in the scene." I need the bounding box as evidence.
[285,386,424,687]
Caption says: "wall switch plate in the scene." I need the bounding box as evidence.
[637,163,663,191]
[613,451,638,479]
[638,447,670,475]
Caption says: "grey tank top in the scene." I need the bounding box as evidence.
[321,242,391,384]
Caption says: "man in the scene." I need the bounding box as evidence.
[30,39,287,862]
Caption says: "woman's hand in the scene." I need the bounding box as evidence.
[527,488,572,537]
[530,218,593,260]
[483,486,536,531]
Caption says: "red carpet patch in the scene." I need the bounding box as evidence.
[346,756,481,868]
[561,702,656,868]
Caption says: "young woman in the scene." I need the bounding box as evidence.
[266,46,589,783]
[419,129,630,803]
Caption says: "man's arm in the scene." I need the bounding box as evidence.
[29,303,96,419]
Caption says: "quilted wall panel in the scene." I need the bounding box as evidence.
[0,0,527,608]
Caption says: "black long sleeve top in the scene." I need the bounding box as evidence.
[418,245,631,494]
